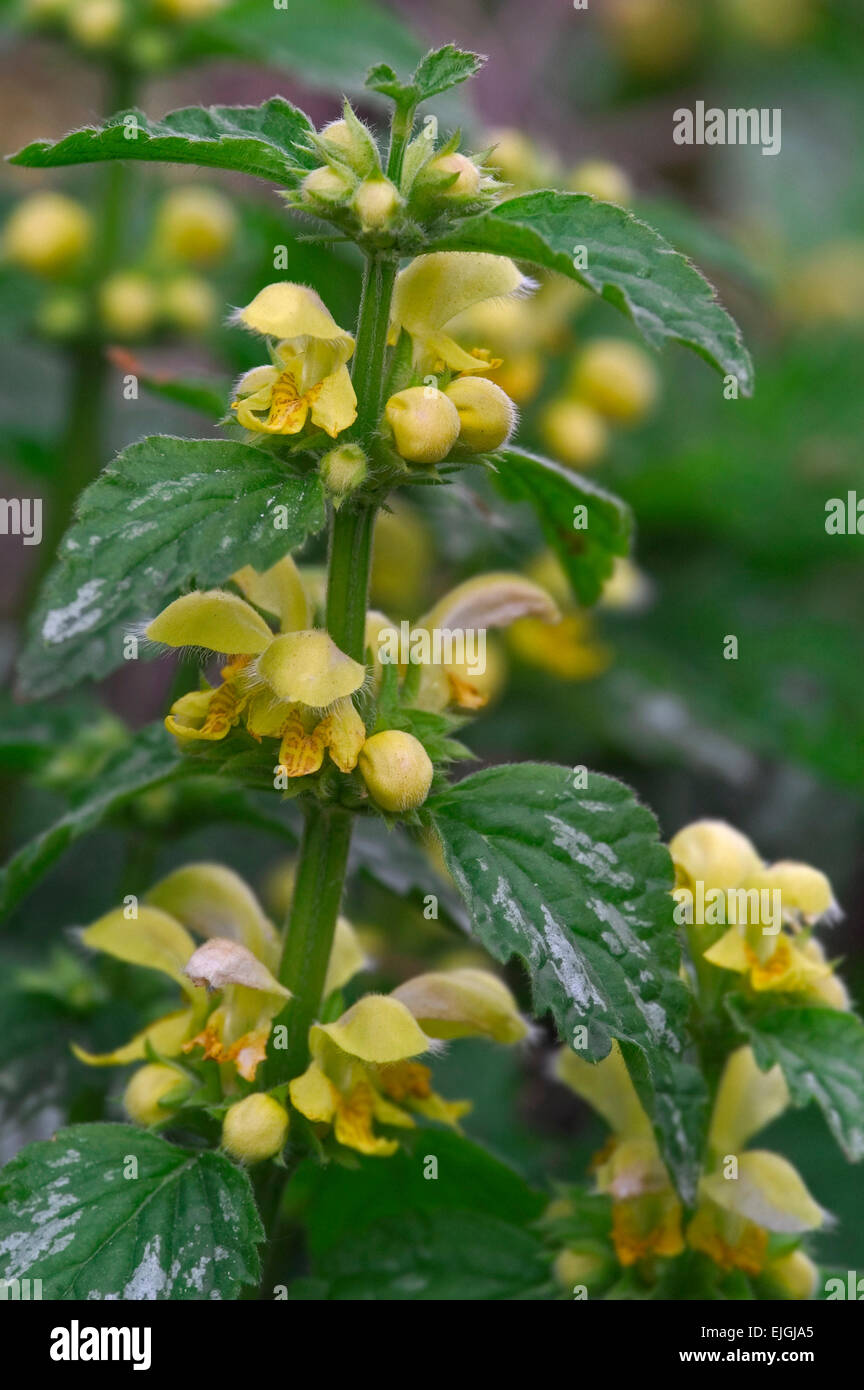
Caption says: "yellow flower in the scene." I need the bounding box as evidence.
[569,338,659,425]
[555,1042,684,1267]
[390,251,533,375]
[231,283,357,439]
[73,864,366,1086]
[147,557,367,778]
[669,820,844,1004]
[290,970,526,1157]
[688,1047,824,1275]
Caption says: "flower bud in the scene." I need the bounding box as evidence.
[445,375,516,452]
[319,110,379,177]
[540,398,608,469]
[155,187,236,265]
[2,192,91,277]
[425,152,481,199]
[67,0,124,47]
[301,166,355,207]
[764,1250,819,1301]
[222,1093,289,1163]
[161,274,217,333]
[320,443,368,503]
[571,338,659,424]
[99,271,159,339]
[352,176,400,231]
[359,730,434,813]
[569,159,632,205]
[384,386,460,464]
[123,1063,183,1127]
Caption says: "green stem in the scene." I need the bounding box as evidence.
[269,246,400,1086]
[325,503,375,661]
[386,98,417,185]
[273,803,353,1079]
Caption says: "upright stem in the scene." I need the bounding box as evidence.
[270,244,399,1085]
[273,803,353,1078]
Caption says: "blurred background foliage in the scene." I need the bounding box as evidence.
[0,0,862,1277]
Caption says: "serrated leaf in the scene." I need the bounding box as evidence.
[490,447,632,605]
[728,998,864,1163]
[19,436,325,699]
[0,1124,263,1299]
[427,763,700,1198]
[10,98,317,185]
[0,724,184,920]
[412,45,485,100]
[431,191,753,391]
[365,62,406,100]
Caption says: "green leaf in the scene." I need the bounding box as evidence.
[431,191,753,391]
[411,45,485,100]
[427,763,701,1198]
[0,723,183,920]
[296,1129,544,1259]
[294,1209,550,1300]
[289,1132,548,1300]
[10,98,317,185]
[0,1124,263,1299]
[20,436,325,699]
[728,998,864,1163]
[490,447,632,605]
[366,44,484,106]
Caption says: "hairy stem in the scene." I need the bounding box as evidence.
[270,240,399,1085]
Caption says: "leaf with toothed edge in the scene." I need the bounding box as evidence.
[0,1124,264,1300]
[9,98,318,185]
[427,763,706,1199]
[18,436,326,700]
[430,190,753,391]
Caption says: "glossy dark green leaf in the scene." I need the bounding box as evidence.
[19,436,325,699]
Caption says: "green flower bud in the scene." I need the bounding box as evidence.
[124,1064,184,1127]
[384,386,460,464]
[352,176,400,232]
[320,444,368,503]
[301,166,355,207]
[445,375,517,452]
[359,730,434,813]
[222,1093,290,1163]
[426,152,481,199]
[319,108,379,177]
